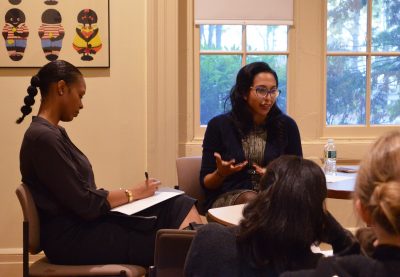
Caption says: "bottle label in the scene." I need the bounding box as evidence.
[328,150,336,159]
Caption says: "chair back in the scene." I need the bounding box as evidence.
[176,156,206,215]
[16,183,42,254]
[15,184,147,277]
[150,229,196,277]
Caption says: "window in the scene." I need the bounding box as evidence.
[198,25,289,125]
[326,0,400,126]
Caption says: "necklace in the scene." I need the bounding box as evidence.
[242,127,267,190]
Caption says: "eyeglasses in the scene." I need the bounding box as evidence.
[250,86,280,99]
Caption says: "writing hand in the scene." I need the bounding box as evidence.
[131,178,160,200]
[214,152,248,177]
[252,163,266,175]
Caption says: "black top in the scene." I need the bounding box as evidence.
[19,116,195,266]
[281,245,400,277]
[20,116,110,221]
[200,110,303,210]
[184,221,357,277]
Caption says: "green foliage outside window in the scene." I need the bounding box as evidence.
[327,0,400,125]
[199,25,288,125]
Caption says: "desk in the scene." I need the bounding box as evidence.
[326,169,357,200]
[207,204,245,226]
[208,171,357,226]
[208,204,334,256]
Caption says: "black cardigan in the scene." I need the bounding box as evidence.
[200,108,302,210]
[281,245,400,277]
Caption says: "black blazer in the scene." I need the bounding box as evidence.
[200,107,302,210]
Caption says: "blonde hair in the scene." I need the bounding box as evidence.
[355,130,400,234]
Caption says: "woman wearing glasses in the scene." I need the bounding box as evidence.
[200,61,302,210]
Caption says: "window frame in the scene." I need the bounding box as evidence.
[322,0,400,138]
[193,24,290,138]
[181,0,399,161]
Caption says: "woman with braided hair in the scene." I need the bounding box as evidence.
[282,131,400,277]
[16,60,201,266]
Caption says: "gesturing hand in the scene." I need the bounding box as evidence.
[131,178,160,201]
[214,152,248,177]
[252,163,266,175]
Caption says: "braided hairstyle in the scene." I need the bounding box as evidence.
[355,130,400,235]
[16,60,82,124]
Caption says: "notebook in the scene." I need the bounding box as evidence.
[111,187,184,215]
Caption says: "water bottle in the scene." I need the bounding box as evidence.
[324,138,337,175]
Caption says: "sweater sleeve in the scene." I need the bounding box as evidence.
[283,115,303,157]
[321,212,360,256]
[199,117,223,187]
[184,223,239,277]
[281,255,374,277]
[31,131,110,220]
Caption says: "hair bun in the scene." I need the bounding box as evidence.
[30,75,41,87]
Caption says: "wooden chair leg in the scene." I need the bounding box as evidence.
[23,221,29,277]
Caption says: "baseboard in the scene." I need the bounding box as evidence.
[0,248,22,255]
[0,251,45,277]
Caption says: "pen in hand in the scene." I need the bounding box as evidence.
[145,171,149,188]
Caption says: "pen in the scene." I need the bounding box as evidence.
[145,171,149,181]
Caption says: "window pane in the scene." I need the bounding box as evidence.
[371,56,400,124]
[327,0,367,52]
[246,55,287,113]
[247,25,288,52]
[326,56,366,125]
[200,55,242,125]
[372,0,400,52]
[200,25,242,51]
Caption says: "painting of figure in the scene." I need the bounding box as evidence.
[38,9,65,61]
[72,9,102,61]
[2,8,29,61]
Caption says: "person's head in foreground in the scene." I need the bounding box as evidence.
[237,155,328,272]
[355,130,400,247]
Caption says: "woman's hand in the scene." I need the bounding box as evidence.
[203,153,248,190]
[252,163,266,175]
[214,152,248,177]
[131,178,160,201]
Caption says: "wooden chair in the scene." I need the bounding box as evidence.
[148,229,196,277]
[15,183,147,277]
[176,156,206,215]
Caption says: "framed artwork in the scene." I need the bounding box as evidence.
[0,0,109,67]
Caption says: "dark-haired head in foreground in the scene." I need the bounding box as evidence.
[238,155,327,272]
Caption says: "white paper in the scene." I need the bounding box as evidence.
[311,245,333,257]
[325,175,355,183]
[111,187,184,215]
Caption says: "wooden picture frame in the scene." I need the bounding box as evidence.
[0,0,110,67]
